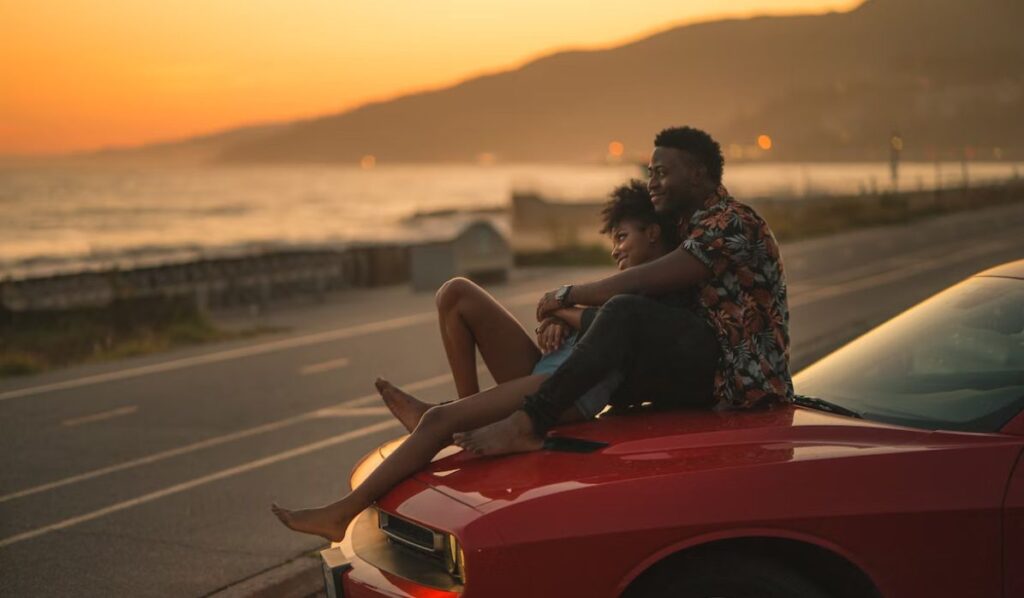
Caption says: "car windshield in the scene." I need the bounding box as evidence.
[794,276,1024,432]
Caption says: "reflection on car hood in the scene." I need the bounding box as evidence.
[382,406,952,509]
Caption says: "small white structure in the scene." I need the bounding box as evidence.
[409,220,512,292]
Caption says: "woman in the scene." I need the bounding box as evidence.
[272,180,680,542]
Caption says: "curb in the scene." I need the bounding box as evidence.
[210,555,324,598]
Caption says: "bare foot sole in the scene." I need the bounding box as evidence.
[375,378,432,432]
[453,410,544,456]
[271,503,353,542]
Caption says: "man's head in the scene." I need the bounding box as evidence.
[648,126,724,215]
[600,180,680,270]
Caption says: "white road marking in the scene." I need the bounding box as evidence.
[0,293,538,403]
[790,237,1019,307]
[0,419,404,549]
[313,406,392,417]
[0,373,453,505]
[300,357,351,375]
[61,406,138,427]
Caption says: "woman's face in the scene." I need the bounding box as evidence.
[610,219,661,270]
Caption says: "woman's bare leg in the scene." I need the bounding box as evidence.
[378,375,589,435]
[435,278,540,397]
[273,374,548,542]
[378,279,541,432]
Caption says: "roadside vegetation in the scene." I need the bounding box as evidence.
[0,297,270,378]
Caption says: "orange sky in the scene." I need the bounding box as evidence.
[0,0,861,155]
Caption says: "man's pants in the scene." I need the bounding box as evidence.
[523,294,721,433]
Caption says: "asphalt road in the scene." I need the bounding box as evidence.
[2,203,1023,597]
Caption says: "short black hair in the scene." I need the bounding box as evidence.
[653,126,724,184]
[599,179,680,248]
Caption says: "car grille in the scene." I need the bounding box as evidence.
[378,511,443,554]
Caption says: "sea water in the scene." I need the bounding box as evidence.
[1,161,1020,279]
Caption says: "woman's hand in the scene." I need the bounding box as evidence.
[535,317,570,354]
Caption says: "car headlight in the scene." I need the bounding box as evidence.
[444,533,466,583]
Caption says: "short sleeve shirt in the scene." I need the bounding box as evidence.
[680,186,793,408]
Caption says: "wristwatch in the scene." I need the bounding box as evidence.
[555,284,574,307]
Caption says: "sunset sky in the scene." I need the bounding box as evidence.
[1,0,861,155]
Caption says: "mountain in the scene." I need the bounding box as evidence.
[60,122,288,167]
[103,0,1024,164]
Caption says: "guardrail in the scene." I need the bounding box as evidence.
[0,245,410,312]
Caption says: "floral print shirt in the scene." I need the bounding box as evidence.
[681,186,793,408]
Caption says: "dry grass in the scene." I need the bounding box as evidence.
[0,297,270,378]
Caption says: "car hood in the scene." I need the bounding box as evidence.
[373,406,967,510]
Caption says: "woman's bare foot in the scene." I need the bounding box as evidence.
[271,502,356,542]
[452,410,544,456]
[375,378,432,432]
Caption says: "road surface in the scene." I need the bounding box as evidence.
[1,203,1022,596]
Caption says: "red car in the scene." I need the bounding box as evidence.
[321,260,1024,598]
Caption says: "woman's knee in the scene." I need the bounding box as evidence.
[415,404,454,435]
[435,277,479,311]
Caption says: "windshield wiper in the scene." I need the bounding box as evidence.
[793,395,863,419]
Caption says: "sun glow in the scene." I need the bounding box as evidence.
[0,0,862,154]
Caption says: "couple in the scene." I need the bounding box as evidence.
[273,126,793,543]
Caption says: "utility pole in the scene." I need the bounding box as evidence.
[889,132,903,192]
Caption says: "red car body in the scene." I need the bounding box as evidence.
[323,262,1024,598]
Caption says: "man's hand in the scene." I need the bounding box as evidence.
[535,317,570,354]
[536,289,562,321]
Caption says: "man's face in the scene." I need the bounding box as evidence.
[647,146,696,215]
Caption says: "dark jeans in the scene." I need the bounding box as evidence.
[523,294,721,433]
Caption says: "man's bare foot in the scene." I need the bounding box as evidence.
[271,502,355,542]
[375,378,431,432]
[452,410,544,456]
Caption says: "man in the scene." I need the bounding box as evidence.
[455,126,793,455]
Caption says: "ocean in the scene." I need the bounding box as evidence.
[1,161,1020,279]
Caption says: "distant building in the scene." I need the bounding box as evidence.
[409,220,512,292]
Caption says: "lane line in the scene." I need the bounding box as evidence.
[0,312,429,402]
[300,357,351,375]
[0,419,404,549]
[0,373,453,505]
[313,407,392,417]
[0,292,538,403]
[787,227,1022,296]
[61,406,138,428]
[790,237,1020,308]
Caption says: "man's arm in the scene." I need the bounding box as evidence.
[550,307,584,329]
[537,247,711,319]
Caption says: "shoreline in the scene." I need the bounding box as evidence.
[3,161,1022,280]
